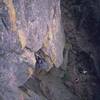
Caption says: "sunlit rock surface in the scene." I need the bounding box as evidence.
[0,0,65,99]
[1,0,64,69]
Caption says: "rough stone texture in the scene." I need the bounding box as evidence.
[0,0,65,69]
[61,0,100,99]
[61,0,100,78]
[0,0,65,99]
[0,52,32,100]
[39,68,78,100]
[13,0,64,68]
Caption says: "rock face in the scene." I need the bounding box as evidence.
[0,0,65,100]
[1,0,65,68]
[39,70,78,100]
[61,0,100,78]
[61,0,100,99]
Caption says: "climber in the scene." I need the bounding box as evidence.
[35,52,48,71]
